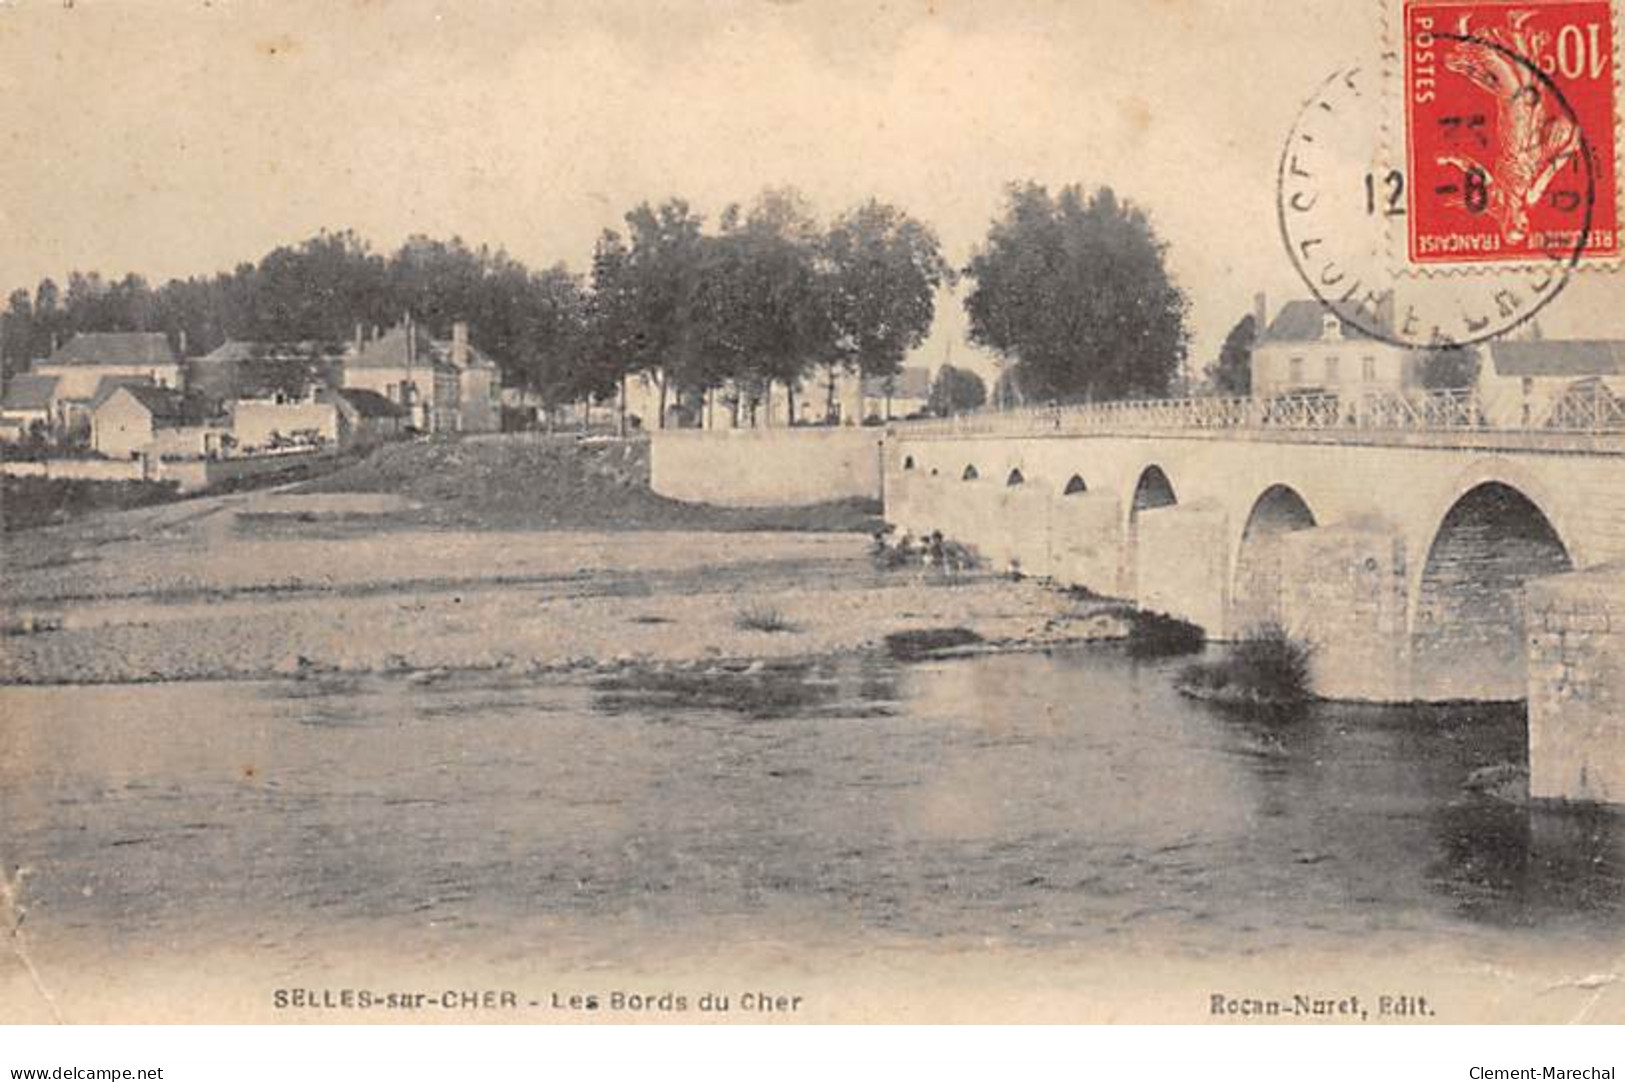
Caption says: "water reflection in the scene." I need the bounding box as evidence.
[0,647,1618,969]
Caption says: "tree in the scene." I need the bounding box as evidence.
[963,183,1188,403]
[1206,313,1257,395]
[821,199,952,420]
[928,364,987,416]
[2,289,33,377]
[612,199,710,428]
[692,189,832,426]
[1420,345,1482,390]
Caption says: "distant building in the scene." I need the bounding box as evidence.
[91,384,227,460]
[1251,299,1421,399]
[862,366,932,421]
[34,332,183,402]
[188,339,349,405]
[341,318,499,434]
[1477,339,1625,427]
[0,374,64,441]
[325,387,408,446]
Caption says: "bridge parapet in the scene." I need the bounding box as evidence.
[894,388,1625,455]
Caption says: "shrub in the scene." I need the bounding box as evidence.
[1178,623,1315,705]
[1125,610,1206,659]
[734,604,797,634]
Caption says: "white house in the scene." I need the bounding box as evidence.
[0,374,64,441]
[91,384,225,460]
[1252,299,1421,399]
[34,332,183,402]
[341,318,499,434]
[1476,339,1625,427]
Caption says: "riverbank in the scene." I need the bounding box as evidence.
[0,486,1128,686]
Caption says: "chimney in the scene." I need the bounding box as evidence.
[451,321,469,368]
[1252,292,1267,338]
[353,323,364,356]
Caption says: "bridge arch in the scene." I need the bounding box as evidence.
[1063,474,1088,496]
[961,464,980,481]
[902,455,916,470]
[1122,465,1179,599]
[1006,468,1025,487]
[1230,484,1318,633]
[1409,472,1575,702]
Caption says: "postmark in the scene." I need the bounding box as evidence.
[1403,0,1619,267]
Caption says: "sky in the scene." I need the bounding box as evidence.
[1,0,1620,378]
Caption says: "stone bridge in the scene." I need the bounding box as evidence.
[884,395,1625,802]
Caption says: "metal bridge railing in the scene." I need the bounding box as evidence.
[893,385,1625,443]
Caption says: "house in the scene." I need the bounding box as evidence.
[1251,298,1421,399]
[341,318,499,434]
[0,374,64,442]
[1476,339,1625,427]
[862,366,932,421]
[325,387,408,446]
[91,384,226,460]
[188,339,349,405]
[34,332,183,401]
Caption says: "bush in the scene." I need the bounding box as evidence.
[1125,610,1205,659]
[734,604,797,634]
[1178,623,1314,705]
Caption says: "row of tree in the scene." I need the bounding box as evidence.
[3,182,1194,422]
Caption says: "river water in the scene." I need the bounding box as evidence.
[1,647,1620,1014]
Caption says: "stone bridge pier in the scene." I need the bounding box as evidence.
[886,431,1625,802]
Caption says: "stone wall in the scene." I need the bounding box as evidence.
[1525,569,1624,804]
[1281,525,1410,701]
[1136,504,1229,634]
[649,427,883,507]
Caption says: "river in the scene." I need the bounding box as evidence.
[1,647,1620,1020]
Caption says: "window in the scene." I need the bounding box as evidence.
[1324,356,1340,384]
[386,383,398,402]
[1362,356,1377,382]
[1289,357,1305,385]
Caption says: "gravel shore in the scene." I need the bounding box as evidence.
[1,490,1126,686]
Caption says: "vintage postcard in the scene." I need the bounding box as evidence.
[0,0,1621,1026]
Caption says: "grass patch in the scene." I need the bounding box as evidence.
[1,476,181,532]
[1178,623,1314,706]
[1124,610,1206,659]
[734,604,797,634]
[883,626,984,661]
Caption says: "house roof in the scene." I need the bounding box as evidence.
[330,387,407,418]
[104,384,221,426]
[349,322,496,371]
[1486,340,1625,378]
[1,374,61,412]
[45,332,177,367]
[89,375,157,407]
[197,339,352,365]
[191,339,347,401]
[1260,299,1390,345]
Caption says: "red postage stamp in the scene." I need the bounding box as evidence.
[1403,0,1620,266]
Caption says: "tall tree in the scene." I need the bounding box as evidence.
[614,199,709,428]
[963,183,1188,403]
[694,189,832,425]
[821,200,951,421]
[1420,345,1482,390]
[1206,313,1257,396]
[928,364,987,416]
[2,290,33,377]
